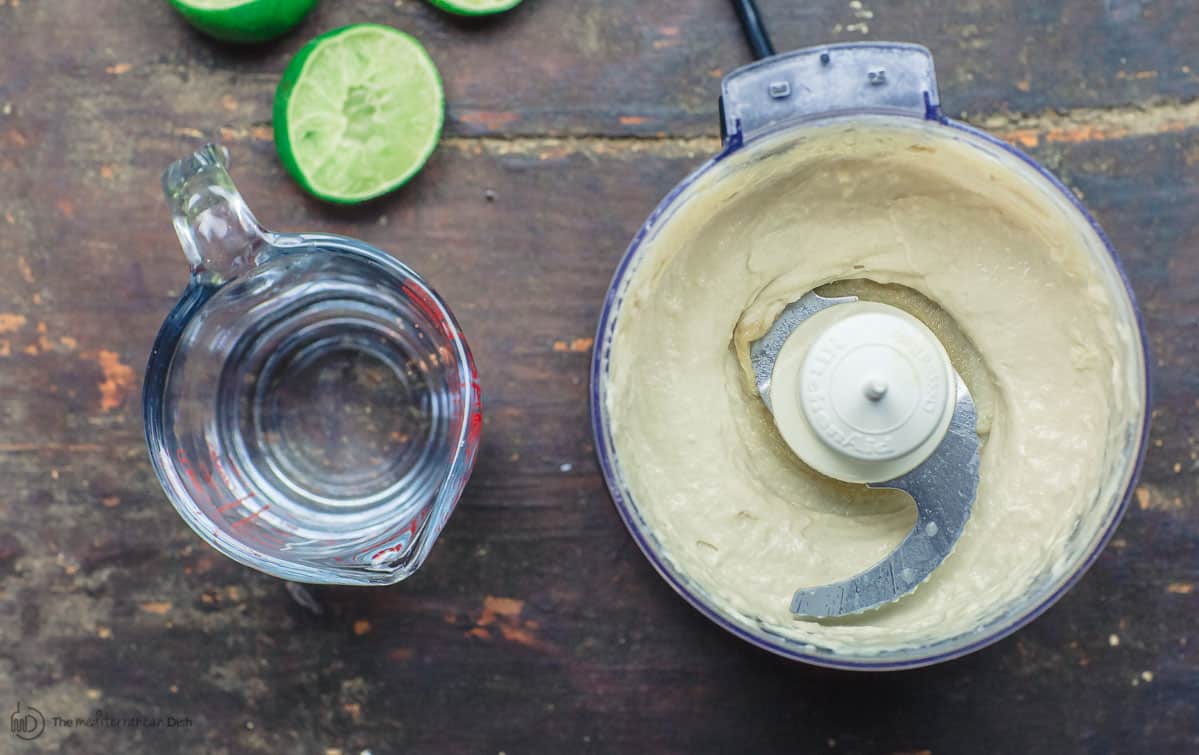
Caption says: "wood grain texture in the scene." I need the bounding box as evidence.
[2,0,1198,140]
[0,0,1197,753]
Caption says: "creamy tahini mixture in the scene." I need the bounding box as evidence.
[604,118,1144,655]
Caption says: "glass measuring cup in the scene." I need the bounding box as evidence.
[144,145,481,585]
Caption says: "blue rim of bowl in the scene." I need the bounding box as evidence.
[589,112,1152,671]
[143,235,481,585]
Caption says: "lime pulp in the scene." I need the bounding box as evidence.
[273,24,445,204]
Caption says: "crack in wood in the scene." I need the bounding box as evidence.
[199,99,1199,159]
[444,99,1199,155]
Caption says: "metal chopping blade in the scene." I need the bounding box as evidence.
[791,377,980,617]
[750,292,982,618]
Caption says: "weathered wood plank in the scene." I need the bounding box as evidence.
[1,117,1197,752]
[1,0,1197,140]
[1,0,1197,751]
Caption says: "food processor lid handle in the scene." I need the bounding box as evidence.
[719,43,944,148]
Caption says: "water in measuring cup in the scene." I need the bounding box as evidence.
[168,245,463,549]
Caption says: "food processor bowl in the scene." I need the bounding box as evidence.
[590,44,1150,669]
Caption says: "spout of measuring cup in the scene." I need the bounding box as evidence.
[162,144,269,283]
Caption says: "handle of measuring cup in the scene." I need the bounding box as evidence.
[161,144,273,285]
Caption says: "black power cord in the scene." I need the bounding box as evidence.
[730,0,776,60]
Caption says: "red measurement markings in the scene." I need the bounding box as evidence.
[356,533,404,559]
[402,282,454,340]
[173,447,300,554]
[467,381,483,446]
[175,447,218,510]
[357,507,433,561]
[369,543,407,561]
[215,492,256,514]
[230,504,271,528]
[464,350,483,449]
[208,446,237,490]
[177,447,266,519]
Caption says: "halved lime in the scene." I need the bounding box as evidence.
[273,25,445,204]
[167,0,318,43]
[427,0,523,17]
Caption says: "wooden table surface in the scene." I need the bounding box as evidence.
[1,1,1197,753]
